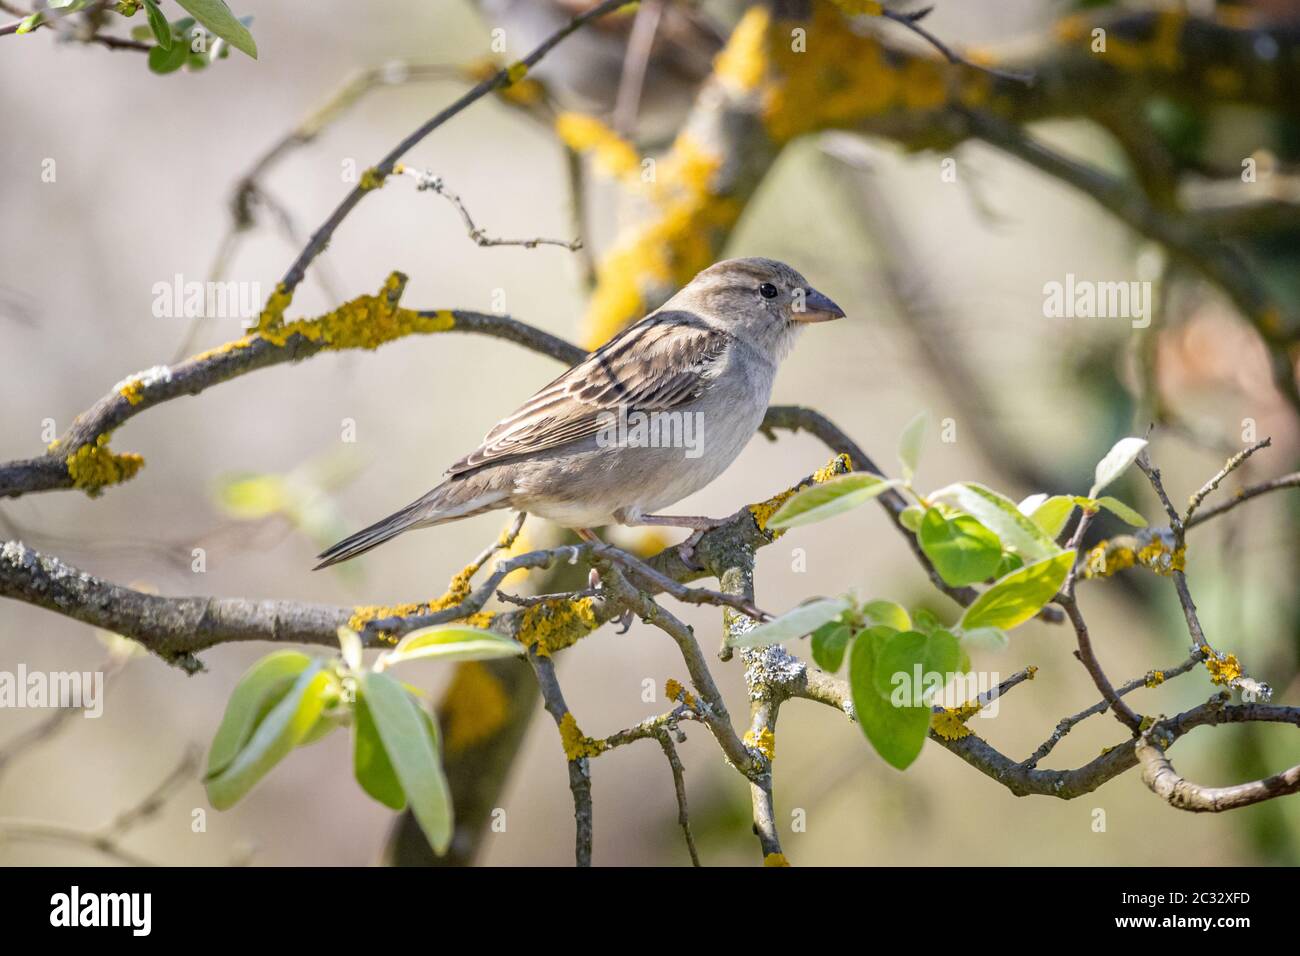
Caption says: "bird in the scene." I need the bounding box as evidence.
[313,257,844,570]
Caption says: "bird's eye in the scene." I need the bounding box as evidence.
[759,282,779,299]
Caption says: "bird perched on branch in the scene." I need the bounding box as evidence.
[314,258,844,569]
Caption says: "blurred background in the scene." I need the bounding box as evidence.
[1,0,1297,866]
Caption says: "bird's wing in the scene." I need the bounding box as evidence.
[446,311,730,476]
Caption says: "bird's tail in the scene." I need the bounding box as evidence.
[313,478,507,570]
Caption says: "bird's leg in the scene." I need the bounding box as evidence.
[613,509,728,568]
[574,528,603,589]
[573,526,633,631]
[618,512,729,531]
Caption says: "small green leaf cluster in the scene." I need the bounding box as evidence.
[205,624,523,854]
[737,420,1153,770]
[131,0,257,74]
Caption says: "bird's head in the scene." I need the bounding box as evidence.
[670,257,845,359]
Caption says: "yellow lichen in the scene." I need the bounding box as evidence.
[748,453,852,534]
[1206,653,1242,686]
[664,678,696,710]
[441,661,511,754]
[555,112,641,179]
[1145,670,1165,688]
[581,135,738,348]
[66,434,144,497]
[744,726,776,760]
[347,553,496,637]
[358,166,389,192]
[1084,540,1137,579]
[517,596,599,656]
[464,57,545,106]
[198,275,455,367]
[559,712,606,761]
[505,60,528,85]
[255,282,294,333]
[931,703,980,740]
[1137,539,1186,576]
[712,6,770,93]
[763,852,791,867]
[831,0,884,14]
[118,378,145,406]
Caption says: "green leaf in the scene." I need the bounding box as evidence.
[1089,436,1147,498]
[994,552,1024,577]
[930,482,1060,562]
[909,607,944,636]
[849,626,931,770]
[174,0,257,58]
[899,505,924,533]
[861,600,911,631]
[871,628,961,704]
[957,626,1009,651]
[767,473,902,530]
[1095,496,1147,527]
[897,411,928,482]
[336,626,362,671]
[206,650,313,777]
[359,672,453,854]
[148,39,190,73]
[379,624,524,669]
[726,598,850,648]
[142,0,173,49]
[960,550,1076,631]
[1027,495,1076,539]
[811,622,852,672]
[353,691,406,811]
[918,509,1003,586]
[206,663,336,809]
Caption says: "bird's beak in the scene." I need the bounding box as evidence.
[793,287,846,323]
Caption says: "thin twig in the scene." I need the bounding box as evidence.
[398,166,582,251]
[1185,471,1300,528]
[276,0,635,298]
[654,729,701,866]
[879,7,1034,85]
[1021,652,1203,769]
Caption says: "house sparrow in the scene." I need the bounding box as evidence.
[314,258,844,569]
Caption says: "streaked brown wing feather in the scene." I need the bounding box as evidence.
[447,311,729,476]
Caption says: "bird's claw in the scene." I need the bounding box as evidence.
[614,609,634,634]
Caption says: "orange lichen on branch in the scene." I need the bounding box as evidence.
[931,701,981,740]
[193,274,456,365]
[1205,653,1243,686]
[441,661,511,754]
[579,1,995,345]
[744,725,776,759]
[346,553,496,636]
[556,112,641,179]
[1137,538,1186,576]
[1084,539,1138,578]
[65,434,145,497]
[664,677,696,709]
[763,852,791,866]
[748,453,852,534]
[1054,8,1188,74]
[581,134,741,347]
[559,711,606,760]
[517,596,599,656]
